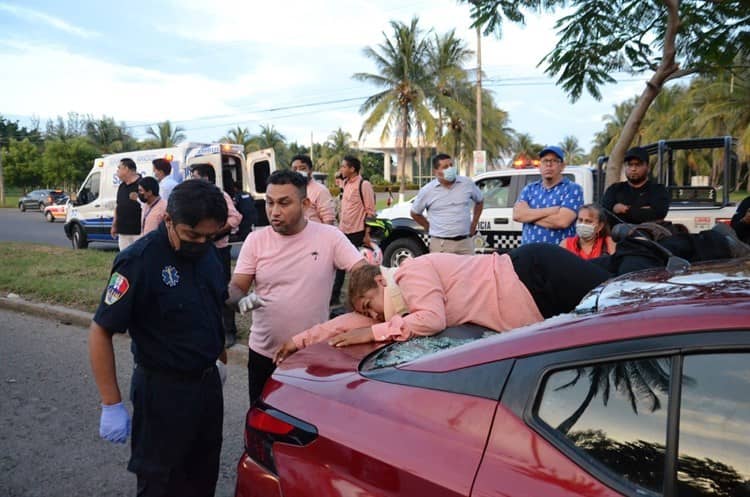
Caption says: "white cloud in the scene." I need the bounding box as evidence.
[0,3,100,38]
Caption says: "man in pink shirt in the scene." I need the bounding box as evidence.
[137,177,166,237]
[190,163,243,346]
[274,243,612,362]
[290,154,336,224]
[331,155,376,306]
[226,169,366,404]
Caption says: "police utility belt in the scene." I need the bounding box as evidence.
[136,363,216,382]
[431,234,470,241]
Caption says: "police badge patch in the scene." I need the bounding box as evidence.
[105,272,129,305]
[161,265,180,287]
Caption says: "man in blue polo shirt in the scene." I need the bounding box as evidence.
[411,153,484,255]
[513,145,583,245]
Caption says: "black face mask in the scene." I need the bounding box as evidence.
[138,194,148,203]
[176,239,211,260]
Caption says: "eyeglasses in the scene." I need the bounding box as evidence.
[540,159,562,165]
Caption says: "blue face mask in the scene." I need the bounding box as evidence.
[442,166,457,182]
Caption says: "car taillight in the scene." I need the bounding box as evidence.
[244,403,317,474]
[715,218,732,226]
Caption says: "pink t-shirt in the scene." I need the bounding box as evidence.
[305,180,335,224]
[140,197,166,236]
[339,175,376,234]
[214,191,242,249]
[234,221,364,358]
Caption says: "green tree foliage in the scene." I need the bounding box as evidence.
[145,120,186,148]
[41,137,99,190]
[355,17,434,195]
[222,126,254,153]
[1,138,42,187]
[320,128,356,178]
[44,112,89,141]
[250,124,289,166]
[0,115,42,151]
[86,116,135,153]
[461,0,750,185]
[559,135,584,164]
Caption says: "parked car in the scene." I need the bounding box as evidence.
[18,189,66,212]
[235,257,750,497]
[42,195,70,222]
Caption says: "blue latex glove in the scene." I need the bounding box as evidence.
[99,402,131,444]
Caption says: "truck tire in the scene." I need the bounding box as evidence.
[71,225,88,249]
[383,237,426,267]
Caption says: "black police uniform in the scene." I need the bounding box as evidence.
[93,223,225,497]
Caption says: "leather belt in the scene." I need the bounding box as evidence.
[432,234,470,241]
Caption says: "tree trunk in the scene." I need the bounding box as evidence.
[605,0,682,188]
[399,105,409,203]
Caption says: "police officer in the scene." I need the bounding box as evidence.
[88,180,229,497]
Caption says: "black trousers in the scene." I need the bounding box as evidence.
[129,365,223,497]
[509,243,612,319]
[331,230,365,305]
[217,246,237,336]
[248,347,276,406]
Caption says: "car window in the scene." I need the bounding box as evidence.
[536,356,672,494]
[677,353,750,496]
[360,326,494,371]
[78,173,101,204]
[476,176,512,209]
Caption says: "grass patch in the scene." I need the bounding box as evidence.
[0,242,115,312]
[1,196,21,208]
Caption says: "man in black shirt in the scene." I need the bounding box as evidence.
[602,146,669,226]
[111,158,142,251]
[730,195,750,244]
[89,180,228,497]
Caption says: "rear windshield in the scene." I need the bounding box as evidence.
[360,325,494,371]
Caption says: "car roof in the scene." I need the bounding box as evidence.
[398,257,750,373]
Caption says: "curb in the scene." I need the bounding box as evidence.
[0,295,249,365]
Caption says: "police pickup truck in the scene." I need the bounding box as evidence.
[377,136,738,267]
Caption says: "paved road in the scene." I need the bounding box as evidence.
[0,208,76,248]
[0,309,248,497]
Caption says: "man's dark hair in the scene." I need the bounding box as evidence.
[432,153,452,169]
[152,158,172,175]
[138,176,159,196]
[290,154,313,169]
[167,180,228,227]
[120,158,137,171]
[190,163,216,184]
[268,169,307,199]
[342,155,361,173]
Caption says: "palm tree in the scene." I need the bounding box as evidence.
[222,126,253,153]
[320,128,356,178]
[146,120,186,148]
[354,17,434,197]
[560,136,584,164]
[86,116,133,153]
[427,30,473,143]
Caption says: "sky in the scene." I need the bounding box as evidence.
[0,0,649,158]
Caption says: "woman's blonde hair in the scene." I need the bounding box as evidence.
[347,264,381,309]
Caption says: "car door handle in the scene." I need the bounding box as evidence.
[94,204,101,207]
[494,218,509,224]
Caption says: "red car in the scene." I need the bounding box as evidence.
[236,259,750,497]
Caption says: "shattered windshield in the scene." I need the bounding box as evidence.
[361,326,495,370]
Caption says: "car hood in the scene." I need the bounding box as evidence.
[273,341,386,382]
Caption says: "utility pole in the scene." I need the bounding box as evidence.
[0,148,4,207]
[474,24,483,177]
[310,131,314,164]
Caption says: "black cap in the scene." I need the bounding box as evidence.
[624,147,649,164]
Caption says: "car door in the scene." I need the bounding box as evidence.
[473,330,750,497]
[474,176,519,253]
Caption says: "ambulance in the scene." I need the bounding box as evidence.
[64,142,275,249]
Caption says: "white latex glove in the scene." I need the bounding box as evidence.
[99,402,131,444]
[238,292,266,315]
[216,360,227,386]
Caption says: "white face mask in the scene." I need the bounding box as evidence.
[575,223,597,240]
[442,166,457,182]
[295,169,309,180]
